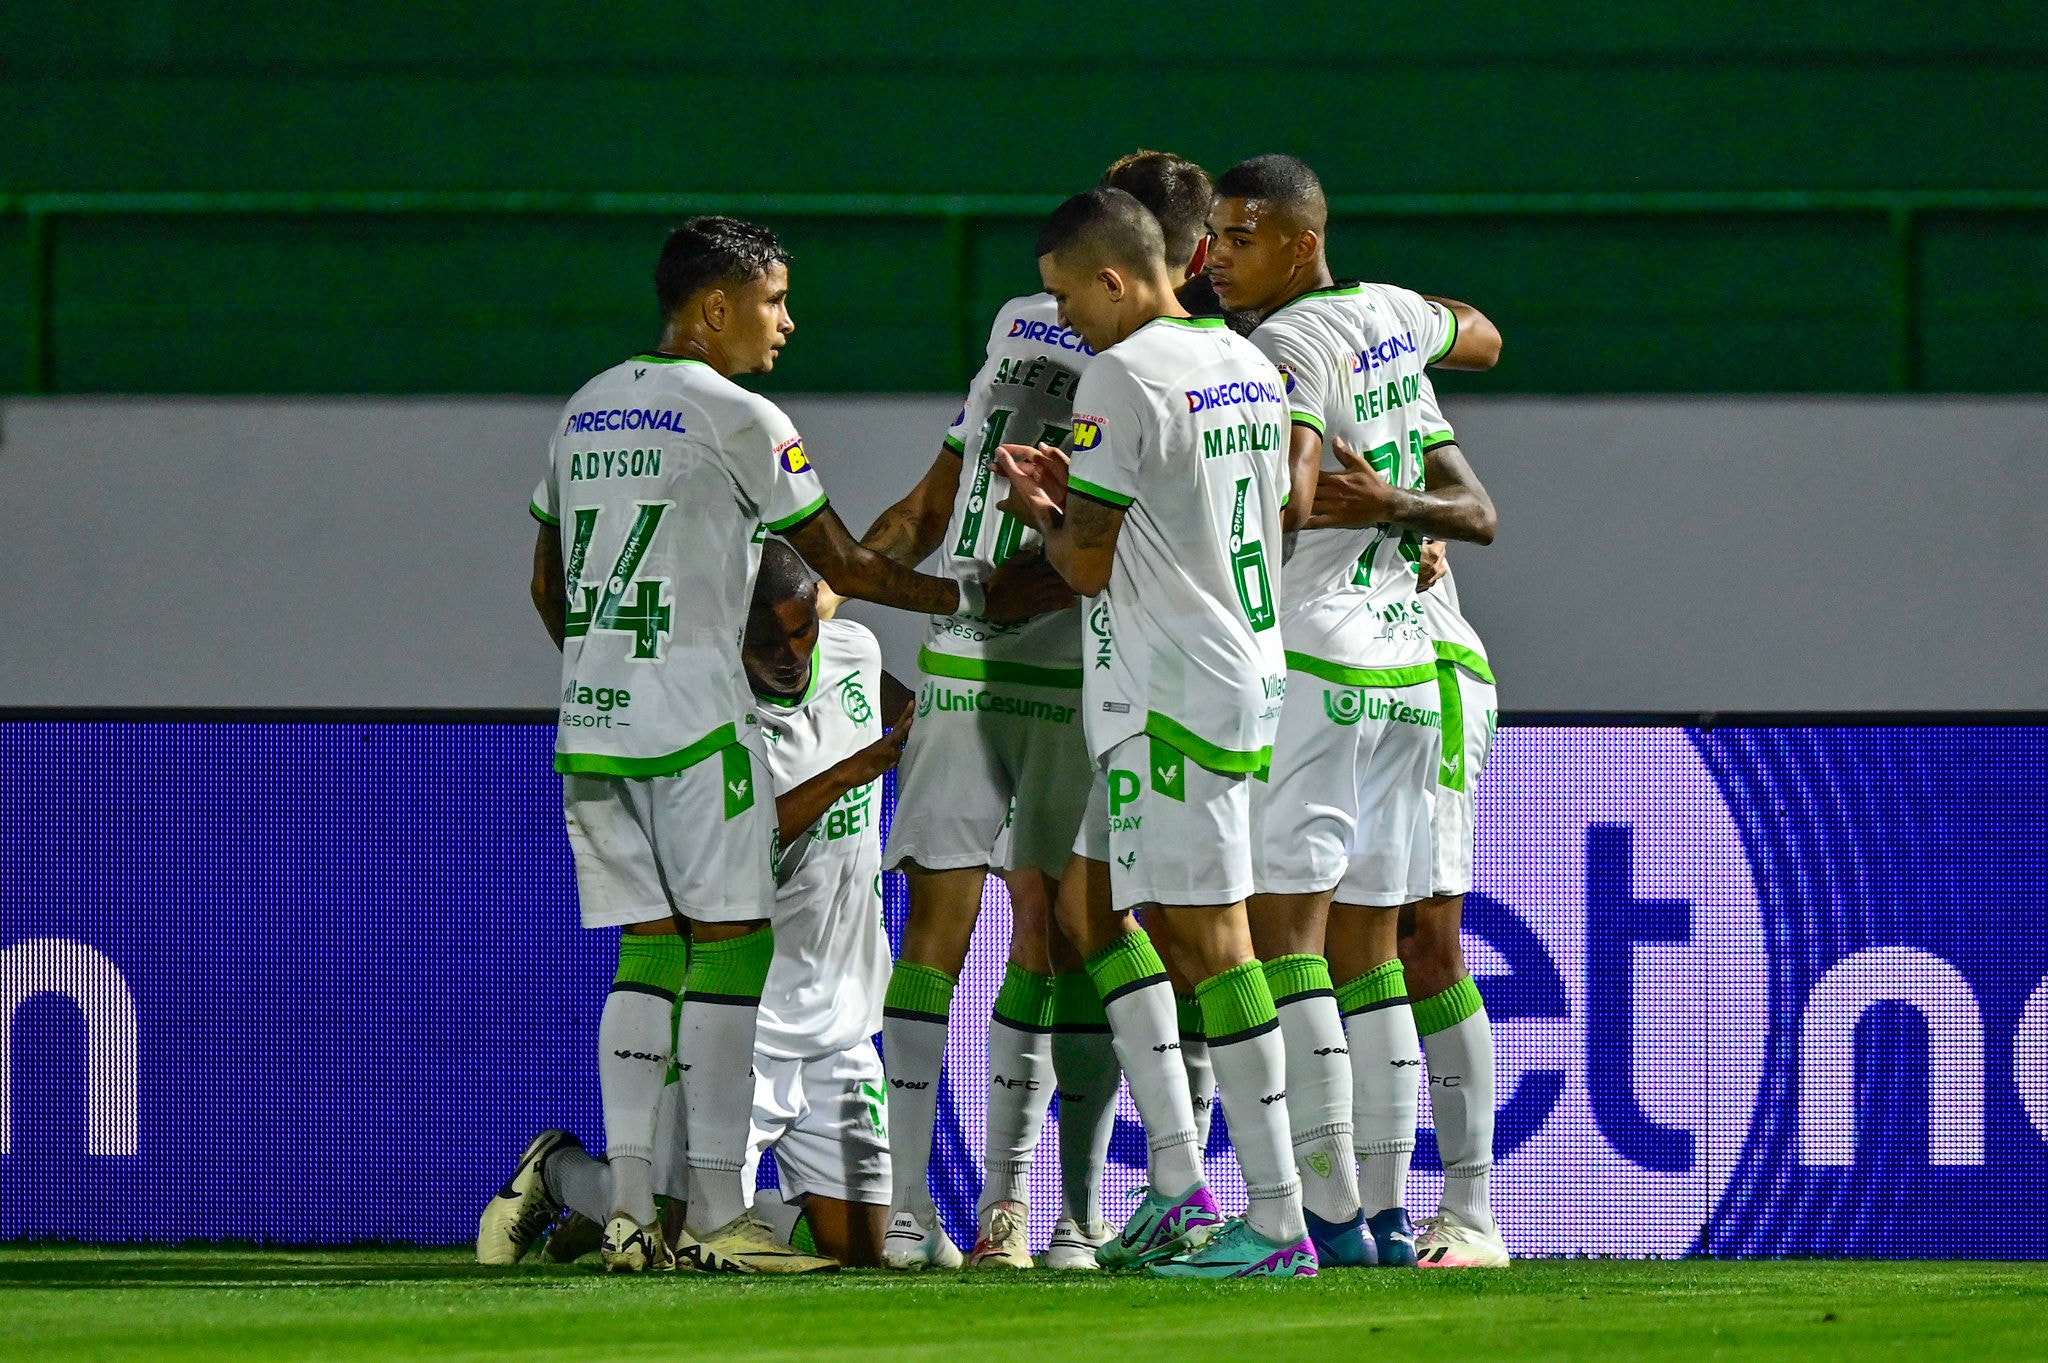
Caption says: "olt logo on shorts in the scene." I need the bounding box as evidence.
[841,676,873,724]
[777,437,811,474]
[1324,688,1365,726]
[1071,415,1105,451]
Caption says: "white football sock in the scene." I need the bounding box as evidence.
[1201,962,1306,1245]
[881,962,955,1215]
[1051,973,1119,1228]
[542,1144,612,1224]
[983,966,1057,1211]
[680,928,774,1235]
[598,982,673,1225]
[1418,978,1496,1232]
[1177,994,1216,1154]
[1341,961,1420,1216]
[1266,956,1360,1227]
[1087,934,1202,1198]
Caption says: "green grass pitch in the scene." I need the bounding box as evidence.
[2,1248,2042,1361]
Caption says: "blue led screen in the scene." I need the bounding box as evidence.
[1,720,2044,1256]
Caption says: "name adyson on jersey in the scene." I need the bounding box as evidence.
[532,354,827,776]
[921,294,1094,686]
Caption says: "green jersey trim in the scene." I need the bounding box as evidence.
[530,500,560,527]
[1422,429,1458,450]
[1068,476,1134,508]
[1285,652,1439,689]
[942,433,966,454]
[752,650,823,710]
[1265,281,1367,319]
[1430,308,1458,363]
[764,492,830,534]
[1143,711,1271,776]
[632,352,712,367]
[1155,315,1227,330]
[554,721,739,778]
[1433,641,1495,683]
[918,647,1082,690]
[1291,411,1327,434]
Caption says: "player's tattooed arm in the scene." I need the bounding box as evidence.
[983,549,1078,624]
[1283,423,1322,532]
[994,443,1122,597]
[774,701,915,845]
[786,506,963,616]
[1306,436,1496,544]
[529,523,566,650]
[1425,295,1503,371]
[860,442,964,567]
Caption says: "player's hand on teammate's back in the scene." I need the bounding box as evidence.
[1305,434,1401,529]
[1417,540,1448,592]
[839,703,915,787]
[983,549,1078,623]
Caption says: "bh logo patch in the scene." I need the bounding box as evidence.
[1275,364,1298,397]
[777,438,811,474]
[1071,415,1105,451]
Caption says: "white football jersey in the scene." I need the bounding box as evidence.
[533,355,829,777]
[1250,283,1458,675]
[1068,315,1290,773]
[753,618,891,1061]
[1425,563,1491,678]
[920,293,1094,686]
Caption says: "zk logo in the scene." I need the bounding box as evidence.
[1324,688,1365,726]
[777,437,811,474]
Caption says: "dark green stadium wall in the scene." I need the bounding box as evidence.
[3,1,2044,395]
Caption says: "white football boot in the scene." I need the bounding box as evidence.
[881,1204,965,1271]
[475,1129,577,1265]
[1414,1208,1511,1268]
[1040,1215,1112,1270]
[677,1212,839,1274]
[599,1215,674,1273]
[967,1199,1034,1269]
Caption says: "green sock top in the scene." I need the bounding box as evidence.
[1051,972,1110,1030]
[993,963,1057,1030]
[684,926,775,1001]
[1262,953,1335,1006]
[884,961,958,1021]
[1413,975,1485,1036]
[1336,959,1408,1016]
[614,932,690,997]
[1176,991,1206,1041]
[1084,931,1169,1005]
[1196,960,1279,1044]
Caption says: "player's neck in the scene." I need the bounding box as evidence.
[652,325,735,377]
[1111,277,1192,347]
[1265,257,1338,316]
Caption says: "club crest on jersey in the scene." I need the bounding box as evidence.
[840,676,873,724]
[1071,416,1105,451]
[777,437,811,474]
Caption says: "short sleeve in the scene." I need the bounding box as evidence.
[727,398,830,534]
[1382,285,1456,365]
[1066,358,1145,510]
[945,351,1000,457]
[1250,321,1333,435]
[1411,380,1458,452]
[530,434,560,526]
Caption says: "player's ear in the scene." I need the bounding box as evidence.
[699,286,728,333]
[1293,229,1320,270]
[1099,265,1126,301]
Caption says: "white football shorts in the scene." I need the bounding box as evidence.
[561,727,777,927]
[742,1039,892,1205]
[1074,733,1255,912]
[1251,665,1440,908]
[1431,660,1498,898]
[883,668,1092,879]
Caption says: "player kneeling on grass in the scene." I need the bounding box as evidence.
[479,543,915,1271]
[996,188,1314,1279]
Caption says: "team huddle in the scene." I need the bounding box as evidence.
[478,150,1507,1281]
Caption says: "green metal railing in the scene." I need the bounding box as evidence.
[5,188,2046,393]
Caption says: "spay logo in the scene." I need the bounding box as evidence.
[1007,317,1095,355]
[1420,728,1768,1256]
[777,437,811,475]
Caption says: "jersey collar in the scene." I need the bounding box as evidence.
[751,650,822,711]
[632,352,710,367]
[1263,280,1365,319]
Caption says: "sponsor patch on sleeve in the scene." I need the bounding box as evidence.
[1274,363,1298,396]
[776,437,811,474]
[1071,415,1105,451]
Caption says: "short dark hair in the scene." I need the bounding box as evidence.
[752,538,817,616]
[1034,187,1166,273]
[1214,154,1328,233]
[655,216,790,318]
[1101,150,1214,271]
